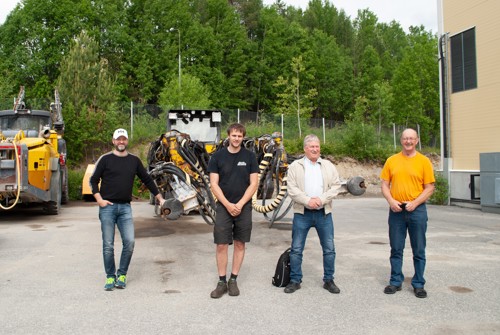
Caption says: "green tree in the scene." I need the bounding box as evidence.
[274,56,317,137]
[0,0,87,97]
[228,0,263,39]
[159,73,212,110]
[197,0,252,109]
[253,8,310,112]
[377,22,408,80]
[0,0,130,102]
[372,81,394,144]
[119,0,195,103]
[342,96,381,161]
[301,0,354,51]
[352,9,380,71]
[57,31,119,162]
[57,31,116,113]
[306,29,353,120]
[356,45,384,110]
[390,27,439,144]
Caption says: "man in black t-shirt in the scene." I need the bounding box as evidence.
[90,128,165,291]
[207,123,258,298]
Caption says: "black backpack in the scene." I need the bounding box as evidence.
[272,248,291,287]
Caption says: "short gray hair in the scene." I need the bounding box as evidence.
[303,134,320,147]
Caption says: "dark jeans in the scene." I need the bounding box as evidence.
[289,209,336,283]
[388,203,428,288]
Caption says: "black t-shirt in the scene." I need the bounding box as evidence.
[207,147,259,203]
[89,152,159,203]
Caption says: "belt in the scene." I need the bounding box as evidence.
[109,201,130,204]
[304,208,324,212]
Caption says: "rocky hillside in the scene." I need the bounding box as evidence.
[332,157,383,197]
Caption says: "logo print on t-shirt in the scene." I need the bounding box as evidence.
[237,161,247,166]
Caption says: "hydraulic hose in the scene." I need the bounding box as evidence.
[0,130,24,210]
[252,151,288,214]
[177,137,216,223]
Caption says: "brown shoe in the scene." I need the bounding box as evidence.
[228,279,240,296]
[210,281,227,299]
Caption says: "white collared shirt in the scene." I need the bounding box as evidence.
[304,157,323,198]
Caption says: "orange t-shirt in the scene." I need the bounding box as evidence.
[380,152,435,202]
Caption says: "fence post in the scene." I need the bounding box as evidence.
[417,123,421,150]
[322,118,326,143]
[393,123,396,149]
[130,101,133,140]
[237,108,240,123]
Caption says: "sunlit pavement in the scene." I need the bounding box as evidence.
[1,197,499,334]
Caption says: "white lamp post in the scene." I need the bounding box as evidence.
[168,27,181,93]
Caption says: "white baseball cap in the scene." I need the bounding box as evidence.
[113,128,128,139]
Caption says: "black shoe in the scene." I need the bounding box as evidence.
[323,280,340,294]
[384,285,402,294]
[210,281,227,299]
[414,287,427,298]
[284,282,301,294]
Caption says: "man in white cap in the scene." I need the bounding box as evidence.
[90,128,166,291]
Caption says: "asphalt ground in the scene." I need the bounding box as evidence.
[1,196,500,335]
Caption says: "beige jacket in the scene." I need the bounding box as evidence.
[287,157,341,215]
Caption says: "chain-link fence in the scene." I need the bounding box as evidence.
[0,97,52,110]
[122,104,439,150]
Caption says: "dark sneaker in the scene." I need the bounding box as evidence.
[284,282,301,294]
[210,281,228,299]
[323,280,340,294]
[414,287,427,298]
[104,277,115,291]
[228,279,240,296]
[384,285,402,294]
[115,275,127,289]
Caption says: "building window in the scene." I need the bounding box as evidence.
[450,27,477,93]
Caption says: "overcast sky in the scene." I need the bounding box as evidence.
[1,0,438,32]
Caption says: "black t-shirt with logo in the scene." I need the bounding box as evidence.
[207,147,258,203]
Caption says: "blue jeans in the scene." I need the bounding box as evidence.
[99,203,135,278]
[289,209,336,283]
[388,204,428,288]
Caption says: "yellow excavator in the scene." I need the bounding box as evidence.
[0,86,68,214]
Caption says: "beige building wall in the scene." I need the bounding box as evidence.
[443,0,500,170]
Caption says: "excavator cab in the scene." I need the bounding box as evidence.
[167,109,222,153]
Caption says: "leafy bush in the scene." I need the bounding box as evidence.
[68,168,85,200]
[284,137,305,156]
[131,111,167,144]
[429,171,449,205]
[64,103,121,163]
[331,121,392,162]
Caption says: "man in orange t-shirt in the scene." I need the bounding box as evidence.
[380,128,435,298]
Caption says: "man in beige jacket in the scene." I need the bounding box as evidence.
[284,134,342,294]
